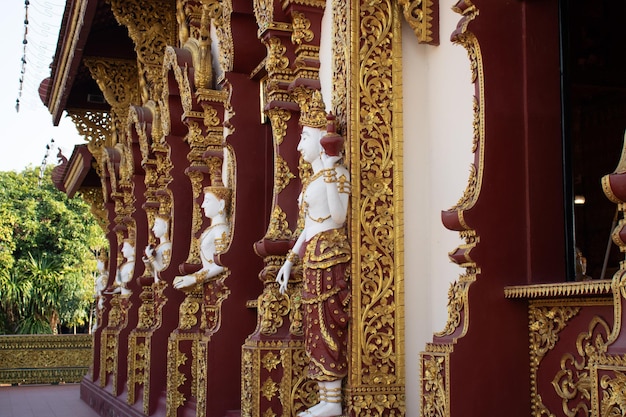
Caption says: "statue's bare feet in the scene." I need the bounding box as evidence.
[298,402,324,417]
[308,401,342,417]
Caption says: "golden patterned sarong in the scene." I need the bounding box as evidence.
[301,228,351,381]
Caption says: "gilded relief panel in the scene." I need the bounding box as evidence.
[525,298,613,417]
[347,0,405,414]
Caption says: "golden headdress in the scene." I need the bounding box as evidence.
[203,185,231,205]
[299,90,327,129]
[97,248,109,262]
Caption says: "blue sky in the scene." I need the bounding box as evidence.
[0,1,83,172]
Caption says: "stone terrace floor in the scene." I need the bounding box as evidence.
[0,383,99,417]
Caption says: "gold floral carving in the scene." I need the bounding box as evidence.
[206,0,234,77]
[127,336,147,405]
[398,0,438,45]
[436,230,479,338]
[261,352,281,372]
[258,285,290,335]
[265,37,291,74]
[420,354,447,417]
[289,286,304,336]
[331,0,348,134]
[530,306,581,364]
[106,0,176,103]
[285,345,317,415]
[275,154,296,194]
[254,0,275,35]
[267,107,291,146]
[166,339,188,416]
[179,291,202,330]
[347,389,406,416]
[435,275,471,338]
[265,205,293,240]
[527,304,581,417]
[162,46,194,119]
[68,109,112,152]
[261,376,280,400]
[291,11,314,46]
[599,369,626,416]
[349,0,405,411]
[241,348,259,416]
[83,58,140,144]
[196,340,208,417]
[552,316,610,417]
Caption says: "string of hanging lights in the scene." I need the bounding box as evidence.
[15,0,64,113]
[15,0,30,112]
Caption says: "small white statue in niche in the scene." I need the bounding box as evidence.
[173,186,231,290]
[143,214,172,283]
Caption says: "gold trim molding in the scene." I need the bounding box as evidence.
[0,335,92,385]
[505,280,613,299]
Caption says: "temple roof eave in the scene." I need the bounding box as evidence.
[45,0,99,125]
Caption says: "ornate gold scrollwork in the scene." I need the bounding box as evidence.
[421,355,447,417]
[265,37,291,74]
[349,0,405,412]
[275,155,296,194]
[600,369,626,416]
[265,206,293,240]
[179,291,202,330]
[106,0,176,103]
[258,285,290,335]
[552,317,610,417]
[330,0,348,134]
[84,58,141,144]
[291,11,314,46]
[166,339,188,415]
[254,0,275,35]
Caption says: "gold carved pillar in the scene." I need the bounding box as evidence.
[165,89,229,417]
[243,0,332,415]
[344,0,406,414]
[125,103,171,413]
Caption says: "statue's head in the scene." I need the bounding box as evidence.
[298,126,324,164]
[152,215,170,239]
[96,248,108,271]
[121,240,135,259]
[202,186,231,218]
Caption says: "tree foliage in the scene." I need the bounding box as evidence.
[0,167,106,334]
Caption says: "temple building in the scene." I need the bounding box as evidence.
[40,0,626,416]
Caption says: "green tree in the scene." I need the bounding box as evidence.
[0,167,106,334]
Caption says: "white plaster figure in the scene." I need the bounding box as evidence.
[275,118,351,417]
[93,250,108,332]
[115,240,135,296]
[173,188,230,290]
[143,215,172,283]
